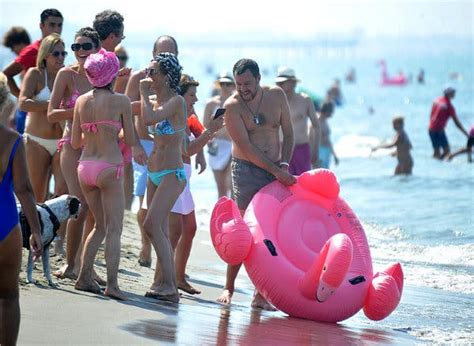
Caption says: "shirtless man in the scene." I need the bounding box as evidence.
[203,71,235,197]
[218,58,296,309]
[275,67,320,175]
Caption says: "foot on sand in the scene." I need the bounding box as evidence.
[105,286,127,301]
[177,281,201,295]
[138,258,152,267]
[217,289,233,304]
[75,279,102,294]
[251,292,277,311]
[145,290,180,303]
[53,265,78,280]
[93,272,106,286]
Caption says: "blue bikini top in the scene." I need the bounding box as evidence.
[154,97,187,136]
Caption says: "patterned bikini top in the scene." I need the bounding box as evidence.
[153,97,187,136]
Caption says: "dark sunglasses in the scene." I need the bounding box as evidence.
[117,55,128,61]
[51,51,68,58]
[145,68,159,77]
[71,43,94,51]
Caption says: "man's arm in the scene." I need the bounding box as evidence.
[306,96,320,164]
[452,114,469,137]
[279,89,294,166]
[2,61,23,98]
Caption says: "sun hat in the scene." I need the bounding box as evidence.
[275,66,300,83]
[84,48,120,88]
[218,70,234,83]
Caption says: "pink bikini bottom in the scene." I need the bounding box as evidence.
[77,160,124,187]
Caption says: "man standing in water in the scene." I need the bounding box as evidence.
[275,66,320,175]
[428,86,469,159]
[218,58,296,309]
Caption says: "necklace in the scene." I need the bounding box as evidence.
[242,88,264,125]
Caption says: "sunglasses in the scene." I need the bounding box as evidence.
[117,55,128,61]
[51,51,68,58]
[71,43,93,51]
[145,68,159,77]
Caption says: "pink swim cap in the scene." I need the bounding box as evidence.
[84,48,120,88]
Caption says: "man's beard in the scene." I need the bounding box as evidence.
[239,87,257,102]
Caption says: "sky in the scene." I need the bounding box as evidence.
[0,0,472,39]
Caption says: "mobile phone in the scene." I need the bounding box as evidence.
[213,108,226,119]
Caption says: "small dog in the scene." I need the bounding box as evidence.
[18,195,81,286]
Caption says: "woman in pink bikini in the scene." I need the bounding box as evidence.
[47,27,100,281]
[19,33,67,202]
[71,48,134,300]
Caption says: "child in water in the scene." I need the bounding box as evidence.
[447,124,474,163]
[372,116,413,175]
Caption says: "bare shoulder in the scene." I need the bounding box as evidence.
[25,67,41,79]
[266,85,284,97]
[206,95,221,107]
[223,93,240,110]
[116,92,131,104]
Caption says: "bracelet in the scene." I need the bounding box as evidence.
[279,161,289,167]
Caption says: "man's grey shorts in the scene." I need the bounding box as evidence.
[231,158,276,210]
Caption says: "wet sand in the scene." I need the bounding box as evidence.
[17,211,419,344]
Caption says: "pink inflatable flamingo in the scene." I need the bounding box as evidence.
[210,169,403,323]
[379,60,408,86]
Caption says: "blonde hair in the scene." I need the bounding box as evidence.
[0,72,10,111]
[36,33,64,69]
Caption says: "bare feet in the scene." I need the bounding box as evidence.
[251,292,277,311]
[177,281,201,295]
[104,286,127,301]
[217,289,233,304]
[53,265,78,280]
[139,247,151,267]
[93,270,106,286]
[75,279,101,294]
[138,258,151,267]
[145,290,180,303]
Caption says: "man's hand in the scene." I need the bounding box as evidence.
[29,232,43,261]
[274,168,297,186]
[133,142,148,165]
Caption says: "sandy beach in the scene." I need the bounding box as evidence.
[16,210,423,345]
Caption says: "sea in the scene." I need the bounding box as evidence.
[1,32,472,343]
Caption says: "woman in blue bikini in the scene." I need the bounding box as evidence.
[139,52,185,303]
[0,73,42,345]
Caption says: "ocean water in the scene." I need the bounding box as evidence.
[1,32,472,342]
[182,37,473,342]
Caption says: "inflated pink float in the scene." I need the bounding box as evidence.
[210,169,403,323]
[379,60,408,86]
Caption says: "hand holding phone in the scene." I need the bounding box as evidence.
[213,108,226,119]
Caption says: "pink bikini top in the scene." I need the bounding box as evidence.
[80,120,122,133]
[61,89,80,109]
